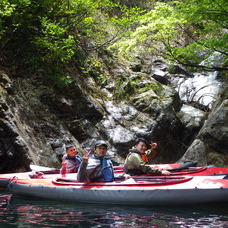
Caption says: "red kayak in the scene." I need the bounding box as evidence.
[1,162,189,187]
[1,162,228,188]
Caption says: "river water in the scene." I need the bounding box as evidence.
[0,191,227,227]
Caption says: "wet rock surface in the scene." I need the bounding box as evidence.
[0,56,227,172]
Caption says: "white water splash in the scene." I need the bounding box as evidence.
[178,71,222,108]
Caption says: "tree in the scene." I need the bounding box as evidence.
[109,0,228,70]
[0,0,146,85]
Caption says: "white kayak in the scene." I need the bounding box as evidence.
[8,175,228,205]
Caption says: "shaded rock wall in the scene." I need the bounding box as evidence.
[179,89,228,166]
[0,67,187,172]
[0,71,102,172]
[0,58,227,173]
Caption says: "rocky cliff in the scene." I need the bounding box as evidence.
[0,57,227,173]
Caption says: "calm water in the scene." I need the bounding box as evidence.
[0,191,227,227]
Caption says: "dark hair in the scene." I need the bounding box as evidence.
[134,138,149,148]
[65,144,75,150]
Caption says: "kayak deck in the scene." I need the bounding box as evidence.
[9,175,228,189]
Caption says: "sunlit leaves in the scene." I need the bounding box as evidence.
[0,0,16,38]
[170,0,228,65]
[110,0,228,68]
[109,3,185,55]
[0,0,16,17]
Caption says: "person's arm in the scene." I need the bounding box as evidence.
[145,141,158,160]
[147,142,170,175]
[77,150,90,182]
[77,161,89,181]
[131,153,162,174]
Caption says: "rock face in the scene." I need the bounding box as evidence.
[150,57,227,166]
[0,73,31,173]
[0,71,105,172]
[0,57,227,173]
[179,93,228,166]
[178,105,207,146]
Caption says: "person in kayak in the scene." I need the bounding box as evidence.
[124,138,170,175]
[60,144,82,174]
[77,140,115,182]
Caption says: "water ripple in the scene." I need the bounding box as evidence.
[0,193,227,227]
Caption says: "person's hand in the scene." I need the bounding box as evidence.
[124,174,131,180]
[149,141,158,149]
[61,158,67,168]
[161,170,170,175]
[82,149,91,163]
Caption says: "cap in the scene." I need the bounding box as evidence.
[65,144,75,150]
[94,140,108,148]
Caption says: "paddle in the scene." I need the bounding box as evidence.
[29,161,199,176]
[30,165,60,174]
[167,161,198,172]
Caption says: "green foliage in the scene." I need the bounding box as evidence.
[1,0,227,89]
[81,55,111,87]
[109,5,146,28]
[0,0,15,37]
[114,74,163,100]
[110,0,228,69]
[1,0,78,80]
[34,17,75,63]
[109,3,184,54]
[169,43,205,65]
[171,0,228,66]
[0,0,129,85]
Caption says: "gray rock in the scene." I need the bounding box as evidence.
[179,97,228,166]
[178,139,207,166]
[0,55,227,172]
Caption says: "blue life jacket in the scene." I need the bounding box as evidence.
[75,155,82,171]
[99,157,114,182]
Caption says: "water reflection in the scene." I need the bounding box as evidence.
[0,193,227,227]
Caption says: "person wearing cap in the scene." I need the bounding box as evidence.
[60,144,82,174]
[77,140,115,182]
[123,138,170,175]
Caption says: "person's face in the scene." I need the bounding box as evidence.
[66,147,77,157]
[95,145,107,157]
[135,141,148,153]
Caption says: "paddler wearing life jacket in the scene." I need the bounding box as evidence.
[77,140,115,182]
[123,138,170,175]
[60,144,82,174]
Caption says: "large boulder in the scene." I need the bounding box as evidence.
[179,93,228,166]
[178,104,207,146]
